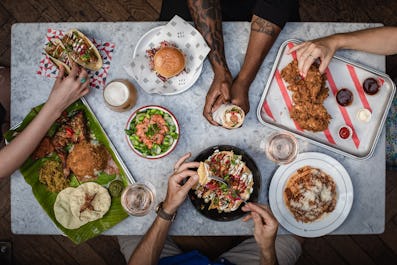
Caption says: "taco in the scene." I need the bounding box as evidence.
[44,38,72,74]
[62,29,103,71]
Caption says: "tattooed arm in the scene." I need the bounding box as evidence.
[187,0,232,125]
[230,15,281,113]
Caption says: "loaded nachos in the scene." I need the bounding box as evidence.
[195,150,254,213]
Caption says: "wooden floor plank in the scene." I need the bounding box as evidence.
[117,0,159,21]
[385,186,397,223]
[13,236,79,265]
[0,0,40,22]
[53,0,101,22]
[86,236,127,265]
[324,235,377,265]
[27,0,71,22]
[299,237,348,265]
[351,235,397,265]
[146,0,162,14]
[52,236,109,265]
[0,4,10,26]
[87,0,131,21]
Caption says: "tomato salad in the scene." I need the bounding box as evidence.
[125,107,179,157]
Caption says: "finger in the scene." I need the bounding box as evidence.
[220,82,231,102]
[181,174,199,193]
[70,61,80,78]
[301,56,317,77]
[80,87,90,97]
[174,153,192,170]
[242,214,252,222]
[252,212,263,227]
[288,42,307,54]
[172,170,199,183]
[318,55,332,74]
[212,96,224,113]
[175,162,200,173]
[203,108,219,126]
[54,65,65,86]
[247,203,275,224]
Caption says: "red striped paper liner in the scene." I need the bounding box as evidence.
[347,64,372,112]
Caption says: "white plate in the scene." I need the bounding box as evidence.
[269,152,353,237]
[132,26,203,96]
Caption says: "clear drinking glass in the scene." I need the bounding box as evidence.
[103,79,137,112]
[121,182,156,216]
[265,132,298,164]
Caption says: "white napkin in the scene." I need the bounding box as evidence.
[125,15,211,95]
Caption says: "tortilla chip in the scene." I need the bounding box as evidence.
[197,162,209,185]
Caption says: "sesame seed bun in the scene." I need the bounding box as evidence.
[153,47,185,79]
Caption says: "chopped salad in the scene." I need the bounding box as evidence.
[125,108,179,157]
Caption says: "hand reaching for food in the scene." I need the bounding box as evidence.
[242,203,278,250]
[288,37,338,78]
[163,153,199,214]
[204,72,232,125]
[46,62,90,116]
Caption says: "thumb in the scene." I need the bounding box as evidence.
[54,65,65,87]
[319,56,332,74]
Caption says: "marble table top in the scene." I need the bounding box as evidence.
[10,22,385,236]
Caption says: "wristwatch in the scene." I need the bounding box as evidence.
[155,201,177,222]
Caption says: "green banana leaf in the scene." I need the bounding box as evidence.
[5,99,130,244]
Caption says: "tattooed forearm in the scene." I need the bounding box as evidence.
[251,16,276,37]
[187,0,229,73]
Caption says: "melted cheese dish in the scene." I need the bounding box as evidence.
[284,166,337,223]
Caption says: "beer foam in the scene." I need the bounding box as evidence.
[104,82,129,106]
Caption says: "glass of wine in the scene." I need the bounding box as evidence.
[265,132,298,164]
[121,182,156,216]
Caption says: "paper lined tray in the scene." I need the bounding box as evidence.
[257,39,396,159]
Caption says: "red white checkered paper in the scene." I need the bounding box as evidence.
[37,28,115,90]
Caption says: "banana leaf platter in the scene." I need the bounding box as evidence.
[5,98,134,244]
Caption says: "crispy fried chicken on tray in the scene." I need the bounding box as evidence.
[281,60,331,132]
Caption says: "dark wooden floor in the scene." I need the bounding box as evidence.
[1,1,397,264]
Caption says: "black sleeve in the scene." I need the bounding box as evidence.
[253,0,300,28]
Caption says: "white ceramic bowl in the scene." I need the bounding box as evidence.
[125,105,180,159]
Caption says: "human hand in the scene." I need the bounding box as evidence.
[288,37,338,77]
[242,203,278,251]
[203,71,233,125]
[45,62,90,116]
[163,153,199,214]
[230,76,250,114]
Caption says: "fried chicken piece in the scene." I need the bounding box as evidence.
[32,137,54,160]
[66,142,109,182]
[52,111,88,152]
[292,86,329,104]
[281,60,302,85]
[281,59,332,132]
[290,102,331,132]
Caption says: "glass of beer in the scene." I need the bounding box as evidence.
[103,79,137,112]
[121,182,156,216]
[265,132,298,164]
